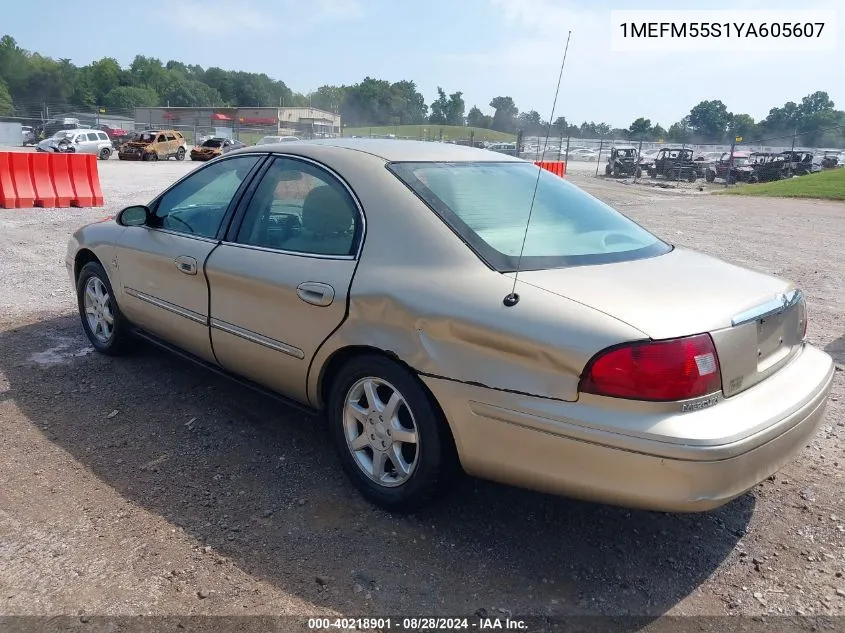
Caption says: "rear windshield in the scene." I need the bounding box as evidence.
[388,161,670,272]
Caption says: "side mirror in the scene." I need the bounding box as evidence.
[116,205,150,227]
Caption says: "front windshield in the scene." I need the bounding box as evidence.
[257,136,279,145]
[202,139,224,148]
[389,161,670,271]
[135,132,156,142]
[52,131,73,139]
[732,157,750,165]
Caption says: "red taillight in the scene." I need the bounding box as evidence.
[580,333,722,402]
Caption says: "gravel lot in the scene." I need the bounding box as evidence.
[0,155,844,626]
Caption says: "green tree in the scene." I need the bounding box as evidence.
[429,87,449,124]
[687,100,731,140]
[103,86,159,110]
[88,57,122,102]
[311,84,346,112]
[628,117,652,138]
[162,79,221,107]
[729,113,757,139]
[467,106,492,128]
[0,79,13,115]
[489,96,518,133]
[445,90,464,125]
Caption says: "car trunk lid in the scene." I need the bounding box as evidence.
[515,247,806,398]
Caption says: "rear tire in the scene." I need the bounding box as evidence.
[327,354,458,512]
[76,261,133,356]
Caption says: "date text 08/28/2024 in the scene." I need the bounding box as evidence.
[307,616,528,630]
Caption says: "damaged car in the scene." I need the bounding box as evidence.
[190,137,245,161]
[118,130,188,161]
[65,139,834,513]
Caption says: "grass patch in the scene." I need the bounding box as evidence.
[342,124,515,142]
[717,168,845,201]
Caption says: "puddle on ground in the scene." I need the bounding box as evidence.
[29,337,94,366]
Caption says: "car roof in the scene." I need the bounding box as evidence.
[230,138,525,162]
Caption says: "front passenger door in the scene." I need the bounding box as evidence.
[115,154,264,362]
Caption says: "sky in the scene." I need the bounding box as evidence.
[2,0,843,129]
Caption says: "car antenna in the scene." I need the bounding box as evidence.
[503,30,572,308]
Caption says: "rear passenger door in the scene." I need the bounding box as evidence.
[204,156,364,405]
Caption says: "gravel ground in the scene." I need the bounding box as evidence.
[0,156,844,626]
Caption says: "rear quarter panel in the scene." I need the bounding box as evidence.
[301,148,647,405]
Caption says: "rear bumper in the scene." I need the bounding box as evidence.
[424,344,834,512]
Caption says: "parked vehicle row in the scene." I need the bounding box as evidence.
[599,144,840,184]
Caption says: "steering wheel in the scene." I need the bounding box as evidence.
[165,213,195,233]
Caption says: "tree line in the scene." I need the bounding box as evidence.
[0,34,842,146]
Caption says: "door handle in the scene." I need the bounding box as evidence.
[296,282,335,307]
[175,255,198,275]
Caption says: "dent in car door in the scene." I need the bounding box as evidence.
[205,156,364,404]
[115,154,264,362]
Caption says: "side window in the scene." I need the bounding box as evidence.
[75,134,87,143]
[234,157,359,256]
[150,155,262,239]
[87,132,99,141]
[166,133,176,141]
[97,132,109,141]
[157,134,166,143]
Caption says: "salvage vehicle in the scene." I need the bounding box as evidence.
[21,125,36,146]
[604,145,640,177]
[748,152,788,183]
[820,152,840,169]
[780,151,817,176]
[118,129,188,161]
[190,137,245,161]
[66,139,834,513]
[644,147,698,181]
[36,129,114,159]
[705,151,755,183]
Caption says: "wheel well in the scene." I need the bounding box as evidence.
[74,249,101,282]
[317,345,460,462]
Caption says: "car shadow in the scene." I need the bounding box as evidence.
[824,334,845,366]
[0,316,752,624]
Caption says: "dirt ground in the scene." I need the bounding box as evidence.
[0,158,843,627]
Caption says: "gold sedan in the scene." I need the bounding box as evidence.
[65,139,834,512]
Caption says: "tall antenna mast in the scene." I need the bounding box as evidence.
[503,30,572,308]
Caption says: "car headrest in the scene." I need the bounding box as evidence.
[301,186,353,234]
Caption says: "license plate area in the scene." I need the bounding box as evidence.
[756,306,794,372]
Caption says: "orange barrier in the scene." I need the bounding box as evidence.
[48,153,74,207]
[535,160,566,177]
[29,153,57,207]
[0,153,16,208]
[0,152,104,209]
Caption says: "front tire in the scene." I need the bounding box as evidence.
[176,147,186,161]
[99,147,111,160]
[327,354,457,512]
[76,262,133,356]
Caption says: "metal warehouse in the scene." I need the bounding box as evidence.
[133,106,341,138]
